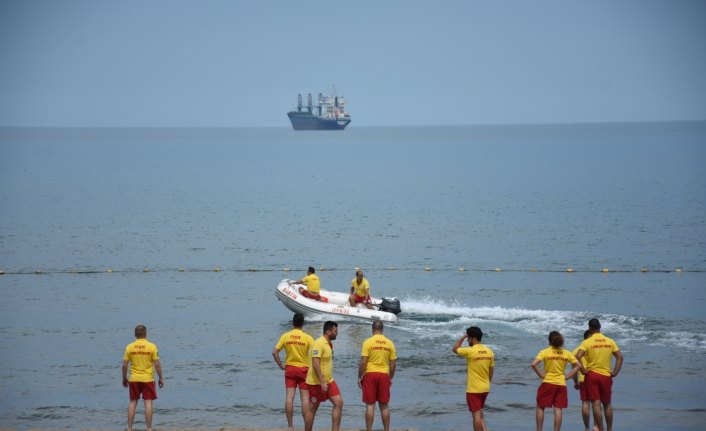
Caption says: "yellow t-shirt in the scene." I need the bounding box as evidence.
[361,333,397,374]
[275,328,314,367]
[123,338,159,383]
[578,333,620,377]
[306,336,334,385]
[456,343,494,393]
[535,346,577,386]
[351,278,370,298]
[572,346,588,383]
[303,274,320,294]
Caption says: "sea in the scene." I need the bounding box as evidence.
[0,122,705,430]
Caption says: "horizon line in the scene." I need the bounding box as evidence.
[1,119,705,130]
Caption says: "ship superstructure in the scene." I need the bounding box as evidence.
[287,91,351,130]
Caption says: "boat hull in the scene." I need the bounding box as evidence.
[287,112,351,130]
[275,279,398,323]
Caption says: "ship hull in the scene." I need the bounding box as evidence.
[287,112,351,130]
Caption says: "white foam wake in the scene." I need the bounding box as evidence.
[398,296,705,351]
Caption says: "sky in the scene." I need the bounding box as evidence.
[1,0,705,127]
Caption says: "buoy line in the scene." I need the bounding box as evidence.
[0,266,700,276]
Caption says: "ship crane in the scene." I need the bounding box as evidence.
[287,89,351,130]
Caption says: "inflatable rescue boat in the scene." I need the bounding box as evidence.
[275,279,401,323]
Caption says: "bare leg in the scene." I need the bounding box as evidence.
[298,388,310,427]
[536,406,544,431]
[304,401,319,431]
[144,399,153,431]
[127,399,138,431]
[330,394,343,431]
[604,403,613,431]
[380,402,391,431]
[365,403,375,431]
[591,400,604,431]
[472,409,486,431]
[553,407,562,431]
[284,387,296,428]
[581,400,591,431]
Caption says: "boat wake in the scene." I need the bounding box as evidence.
[397,297,706,351]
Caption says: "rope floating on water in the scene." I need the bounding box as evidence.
[0,266,700,275]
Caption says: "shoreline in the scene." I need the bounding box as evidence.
[0,429,422,431]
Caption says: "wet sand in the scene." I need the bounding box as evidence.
[0,429,421,431]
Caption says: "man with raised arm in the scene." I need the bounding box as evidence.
[453,326,494,431]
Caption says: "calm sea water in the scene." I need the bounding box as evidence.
[1,123,705,430]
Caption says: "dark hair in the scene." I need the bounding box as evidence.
[356,270,363,277]
[135,325,147,338]
[583,330,591,340]
[466,326,483,341]
[372,320,383,332]
[323,321,338,333]
[308,266,316,274]
[548,331,564,348]
[293,313,305,327]
[588,318,601,331]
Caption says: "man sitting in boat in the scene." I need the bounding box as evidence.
[349,270,374,309]
[289,266,322,301]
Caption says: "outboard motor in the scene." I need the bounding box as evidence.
[379,297,401,315]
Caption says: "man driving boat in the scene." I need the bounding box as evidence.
[349,270,373,309]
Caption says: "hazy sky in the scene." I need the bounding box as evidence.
[1,0,705,127]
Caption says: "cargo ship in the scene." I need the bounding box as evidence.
[287,92,351,130]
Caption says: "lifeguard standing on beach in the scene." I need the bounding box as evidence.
[305,321,343,431]
[575,319,623,431]
[453,326,494,431]
[358,320,397,431]
[572,330,593,431]
[272,313,315,430]
[530,331,584,431]
[122,324,164,431]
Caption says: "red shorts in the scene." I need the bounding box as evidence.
[466,392,488,412]
[361,372,391,404]
[129,381,157,401]
[300,289,321,301]
[352,294,369,304]
[536,382,568,408]
[284,365,308,389]
[585,371,613,404]
[307,380,341,405]
[578,381,589,401]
